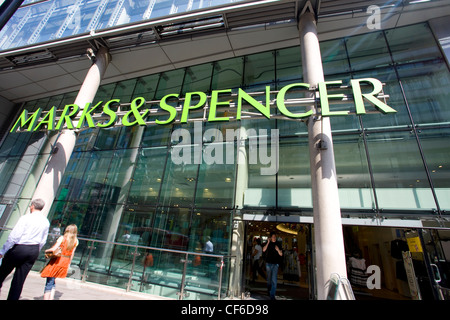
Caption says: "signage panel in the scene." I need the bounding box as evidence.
[10,78,396,133]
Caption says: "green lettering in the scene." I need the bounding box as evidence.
[156,94,178,125]
[76,101,103,129]
[208,89,231,122]
[237,86,271,120]
[319,80,348,116]
[276,83,313,119]
[351,78,397,114]
[97,99,119,128]
[55,104,79,130]
[10,108,42,132]
[181,92,207,123]
[123,97,149,126]
[34,106,57,131]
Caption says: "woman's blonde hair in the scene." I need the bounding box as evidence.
[64,224,78,251]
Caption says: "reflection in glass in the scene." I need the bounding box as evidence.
[397,62,450,126]
[346,31,390,72]
[365,130,436,211]
[128,147,167,205]
[333,134,374,209]
[417,128,450,211]
[277,136,311,208]
[385,23,442,65]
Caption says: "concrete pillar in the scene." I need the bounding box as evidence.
[298,8,348,299]
[32,46,111,217]
[229,126,248,297]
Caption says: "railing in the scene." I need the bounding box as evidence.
[324,273,355,300]
[0,227,233,300]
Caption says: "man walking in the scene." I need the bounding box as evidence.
[263,232,283,300]
[0,199,50,300]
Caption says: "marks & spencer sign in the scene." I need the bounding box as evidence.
[10,78,396,133]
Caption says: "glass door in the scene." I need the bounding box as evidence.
[419,229,450,300]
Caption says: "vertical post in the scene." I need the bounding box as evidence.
[298,5,348,299]
[31,47,111,216]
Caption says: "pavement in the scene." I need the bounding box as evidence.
[0,270,173,301]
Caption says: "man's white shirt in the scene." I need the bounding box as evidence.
[0,211,50,256]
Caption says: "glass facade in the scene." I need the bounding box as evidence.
[1,22,450,299]
[0,0,245,51]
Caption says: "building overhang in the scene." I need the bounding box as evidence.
[0,0,449,104]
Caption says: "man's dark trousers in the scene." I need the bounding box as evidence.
[0,244,40,300]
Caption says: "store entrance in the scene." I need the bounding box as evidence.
[243,221,312,300]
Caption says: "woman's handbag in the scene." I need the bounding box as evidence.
[45,245,62,259]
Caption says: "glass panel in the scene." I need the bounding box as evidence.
[397,61,450,126]
[131,247,184,299]
[113,78,138,102]
[159,123,199,208]
[189,209,232,254]
[182,63,213,93]
[346,31,391,72]
[277,136,312,208]
[128,147,167,205]
[115,205,155,246]
[94,127,121,150]
[321,39,350,75]
[77,150,114,203]
[276,46,302,83]
[0,132,33,157]
[74,128,99,152]
[354,67,412,130]
[151,207,191,251]
[55,152,89,202]
[155,69,185,99]
[333,134,374,209]
[385,23,443,65]
[0,0,247,50]
[195,140,236,209]
[133,74,160,100]
[244,52,275,87]
[417,128,450,211]
[104,149,140,204]
[243,125,277,208]
[366,130,436,211]
[141,125,172,147]
[211,57,244,90]
[94,83,116,102]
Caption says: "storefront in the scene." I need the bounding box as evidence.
[1,0,450,300]
[243,218,450,300]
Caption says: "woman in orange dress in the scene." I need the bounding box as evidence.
[41,224,78,300]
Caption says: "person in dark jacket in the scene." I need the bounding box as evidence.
[263,232,283,300]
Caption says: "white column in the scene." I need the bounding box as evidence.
[32,47,111,216]
[229,127,249,297]
[299,8,348,299]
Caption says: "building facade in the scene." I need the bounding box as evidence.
[0,0,450,300]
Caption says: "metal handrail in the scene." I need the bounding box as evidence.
[0,227,233,300]
[324,273,355,300]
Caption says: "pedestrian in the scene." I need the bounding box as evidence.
[251,237,266,282]
[0,198,50,300]
[263,232,283,300]
[40,224,78,300]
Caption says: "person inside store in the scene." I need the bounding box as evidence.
[40,224,78,300]
[0,198,49,300]
[251,237,266,283]
[263,232,283,300]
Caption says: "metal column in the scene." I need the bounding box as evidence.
[298,4,348,299]
[32,46,111,216]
